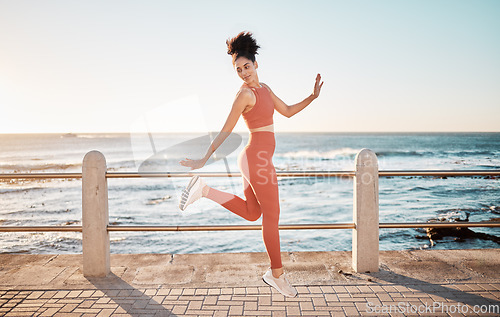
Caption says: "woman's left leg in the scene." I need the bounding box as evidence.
[250,164,282,270]
[242,139,282,270]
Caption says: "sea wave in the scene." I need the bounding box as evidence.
[376,149,498,158]
[376,150,434,157]
[0,163,81,172]
[61,133,119,139]
[275,148,495,160]
[449,150,497,156]
[277,148,360,160]
[0,187,45,195]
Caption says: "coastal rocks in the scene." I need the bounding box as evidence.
[484,175,499,179]
[424,226,492,247]
[63,220,79,226]
[146,195,171,205]
[416,212,500,247]
[488,205,500,214]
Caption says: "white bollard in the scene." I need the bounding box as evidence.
[82,151,110,277]
[352,148,379,273]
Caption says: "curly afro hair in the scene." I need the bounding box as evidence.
[226,31,260,64]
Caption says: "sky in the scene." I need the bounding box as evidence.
[0,0,499,134]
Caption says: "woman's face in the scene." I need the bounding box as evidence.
[234,56,258,84]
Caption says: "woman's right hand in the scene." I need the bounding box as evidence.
[179,158,207,170]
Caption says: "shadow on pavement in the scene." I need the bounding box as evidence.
[372,270,500,307]
[86,273,176,316]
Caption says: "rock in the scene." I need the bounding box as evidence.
[146,195,172,205]
[424,214,500,247]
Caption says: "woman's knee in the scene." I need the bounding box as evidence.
[246,206,262,221]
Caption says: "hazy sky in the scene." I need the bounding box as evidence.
[1,0,499,133]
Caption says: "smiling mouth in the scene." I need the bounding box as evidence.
[244,75,250,80]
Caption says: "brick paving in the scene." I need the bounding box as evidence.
[1,282,500,316]
[1,250,499,316]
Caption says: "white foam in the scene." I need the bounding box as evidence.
[278,147,360,160]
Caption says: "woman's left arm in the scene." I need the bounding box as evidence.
[266,74,323,118]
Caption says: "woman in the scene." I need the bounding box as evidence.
[179,31,323,297]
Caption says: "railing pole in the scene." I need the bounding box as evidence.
[353,149,379,273]
[82,151,110,277]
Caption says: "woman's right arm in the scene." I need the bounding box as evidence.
[179,89,253,170]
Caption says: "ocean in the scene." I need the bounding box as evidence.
[0,132,499,255]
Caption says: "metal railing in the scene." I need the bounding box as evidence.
[4,169,498,179]
[2,222,499,233]
[1,150,499,276]
[1,170,498,233]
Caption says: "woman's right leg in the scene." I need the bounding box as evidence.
[204,176,262,222]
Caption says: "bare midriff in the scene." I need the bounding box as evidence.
[249,124,274,133]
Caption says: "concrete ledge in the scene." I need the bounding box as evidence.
[0,249,498,290]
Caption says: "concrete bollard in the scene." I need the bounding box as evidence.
[353,148,379,273]
[82,151,110,277]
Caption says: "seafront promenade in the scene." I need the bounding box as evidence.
[1,249,499,316]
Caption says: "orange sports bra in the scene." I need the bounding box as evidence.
[241,85,274,130]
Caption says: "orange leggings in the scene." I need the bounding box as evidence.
[206,131,282,269]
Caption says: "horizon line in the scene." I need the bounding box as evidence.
[0,131,499,135]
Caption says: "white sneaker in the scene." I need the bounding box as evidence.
[179,175,205,211]
[262,269,297,297]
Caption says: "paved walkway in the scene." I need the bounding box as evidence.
[1,249,499,316]
[2,282,500,316]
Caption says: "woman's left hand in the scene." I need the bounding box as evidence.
[312,73,324,99]
[179,158,206,170]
